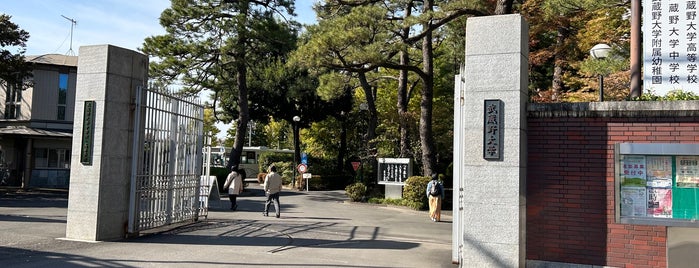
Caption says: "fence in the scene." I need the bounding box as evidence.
[128,87,204,233]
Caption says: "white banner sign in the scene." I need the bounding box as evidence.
[643,0,699,96]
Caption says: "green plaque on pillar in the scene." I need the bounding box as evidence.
[80,101,96,165]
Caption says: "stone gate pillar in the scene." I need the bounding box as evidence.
[65,45,148,241]
[456,14,528,267]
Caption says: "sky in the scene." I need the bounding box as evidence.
[3,0,317,140]
[3,0,318,56]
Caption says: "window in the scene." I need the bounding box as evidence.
[34,148,71,169]
[57,73,68,120]
[4,82,21,119]
[244,151,256,164]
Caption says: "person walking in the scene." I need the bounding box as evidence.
[223,166,243,211]
[426,173,444,222]
[263,165,283,218]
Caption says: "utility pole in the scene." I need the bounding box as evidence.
[629,0,642,98]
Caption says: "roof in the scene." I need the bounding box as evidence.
[0,126,72,138]
[25,54,78,67]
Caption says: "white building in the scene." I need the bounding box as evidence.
[0,54,77,188]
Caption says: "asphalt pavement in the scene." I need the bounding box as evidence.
[0,183,455,268]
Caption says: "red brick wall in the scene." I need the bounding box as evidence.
[526,116,699,268]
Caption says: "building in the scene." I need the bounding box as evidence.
[0,54,77,188]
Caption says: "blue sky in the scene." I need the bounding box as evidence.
[4,0,318,140]
[3,0,318,56]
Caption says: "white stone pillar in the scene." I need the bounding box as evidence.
[65,45,148,241]
[458,14,528,267]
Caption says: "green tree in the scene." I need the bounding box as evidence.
[141,0,297,169]
[297,0,493,176]
[203,106,221,146]
[524,0,630,102]
[262,118,291,149]
[0,14,32,89]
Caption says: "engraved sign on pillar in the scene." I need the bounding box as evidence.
[80,101,96,165]
[483,99,503,160]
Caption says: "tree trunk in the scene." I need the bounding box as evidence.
[228,3,250,171]
[551,26,566,100]
[357,72,377,144]
[397,3,413,158]
[357,72,378,182]
[397,54,411,158]
[337,117,347,172]
[494,0,514,15]
[420,0,437,176]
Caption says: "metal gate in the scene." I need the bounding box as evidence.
[128,86,204,233]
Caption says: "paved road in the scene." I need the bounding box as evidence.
[0,184,455,268]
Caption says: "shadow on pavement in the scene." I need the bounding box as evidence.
[1,247,392,268]
[0,214,65,223]
[132,219,419,253]
[0,189,68,208]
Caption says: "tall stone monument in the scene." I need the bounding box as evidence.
[454,14,528,267]
[65,45,148,241]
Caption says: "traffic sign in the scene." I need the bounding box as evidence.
[297,163,308,173]
[351,161,360,171]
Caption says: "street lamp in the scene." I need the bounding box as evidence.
[590,43,611,102]
[292,115,301,189]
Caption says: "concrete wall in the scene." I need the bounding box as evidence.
[65,45,148,241]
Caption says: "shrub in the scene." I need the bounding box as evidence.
[630,89,699,101]
[262,161,293,186]
[345,182,367,202]
[315,174,354,190]
[258,152,293,173]
[402,175,431,210]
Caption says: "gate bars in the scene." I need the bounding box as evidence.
[128,86,204,234]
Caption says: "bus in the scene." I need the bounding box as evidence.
[208,146,293,180]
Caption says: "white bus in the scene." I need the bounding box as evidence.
[208,146,293,180]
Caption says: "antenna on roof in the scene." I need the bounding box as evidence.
[61,15,77,56]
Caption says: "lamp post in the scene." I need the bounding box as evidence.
[292,115,301,189]
[590,43,612,102]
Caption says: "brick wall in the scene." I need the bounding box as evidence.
[526,102,699,268]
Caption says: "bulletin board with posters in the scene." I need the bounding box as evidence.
[615,143,699,226]
[377,158,412,185]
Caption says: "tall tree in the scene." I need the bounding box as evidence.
[494,0,515,14]
[0,14,32,89]
[297,0,490,176]
[203,106,221,146]
[524,0,629,101]
[141,0,296,170]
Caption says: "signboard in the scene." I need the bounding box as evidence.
[351,161,361,171]
[377,158,411,185]
[642,0,699,96]
[615,143,699,225]
[677,156,699,187]
[483,99,503,160]
[297,163,307,173]
[80,101,96,165]
[303,173,312,191]
[619,154,674,218]
[199,175,220,209]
